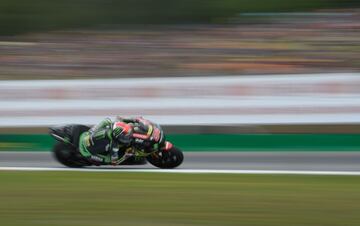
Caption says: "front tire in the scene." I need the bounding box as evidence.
[147,146,184,169]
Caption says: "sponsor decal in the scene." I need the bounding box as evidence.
[135,138,144,143]
[133,133,149,140]
[90,155,103,162]
[147,125,153,136]
[152,128,160,142]
[114,122,132,134]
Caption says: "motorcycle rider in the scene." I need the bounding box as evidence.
[79,117,136,165]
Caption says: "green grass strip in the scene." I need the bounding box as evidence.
[0,171,360,226]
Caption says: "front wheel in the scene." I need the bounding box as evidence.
[147,146,184,169]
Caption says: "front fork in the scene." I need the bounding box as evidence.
[148,141,174,160]
[115,141,174,165]
[114,147,136,165]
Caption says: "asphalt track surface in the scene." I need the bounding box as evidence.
[1,151,360,171]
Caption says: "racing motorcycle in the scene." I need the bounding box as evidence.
[49,118,184,169]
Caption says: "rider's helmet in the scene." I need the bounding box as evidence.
[112,121,133,144]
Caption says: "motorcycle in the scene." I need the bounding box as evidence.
[49,118,184,169]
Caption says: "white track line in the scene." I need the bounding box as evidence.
[1,167,360,175]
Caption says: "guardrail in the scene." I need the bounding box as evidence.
[0,73,360,127]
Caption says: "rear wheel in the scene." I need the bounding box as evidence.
[147,146,184,169]
[53,142,86,168]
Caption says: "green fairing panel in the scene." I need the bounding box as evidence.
[79,132,91,157]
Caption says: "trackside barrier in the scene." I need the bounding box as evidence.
[0,134,359,152]
[0,73,360,126]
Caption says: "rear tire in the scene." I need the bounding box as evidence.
[53,142,85,168]
[147,146,184,169]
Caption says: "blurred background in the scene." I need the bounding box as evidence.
[1,1,360,226]
[0,0,360,79]
[0,0,359,151]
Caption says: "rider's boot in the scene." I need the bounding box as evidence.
[111,150,119,165]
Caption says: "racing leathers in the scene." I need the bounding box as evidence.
[79,118,133,165]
